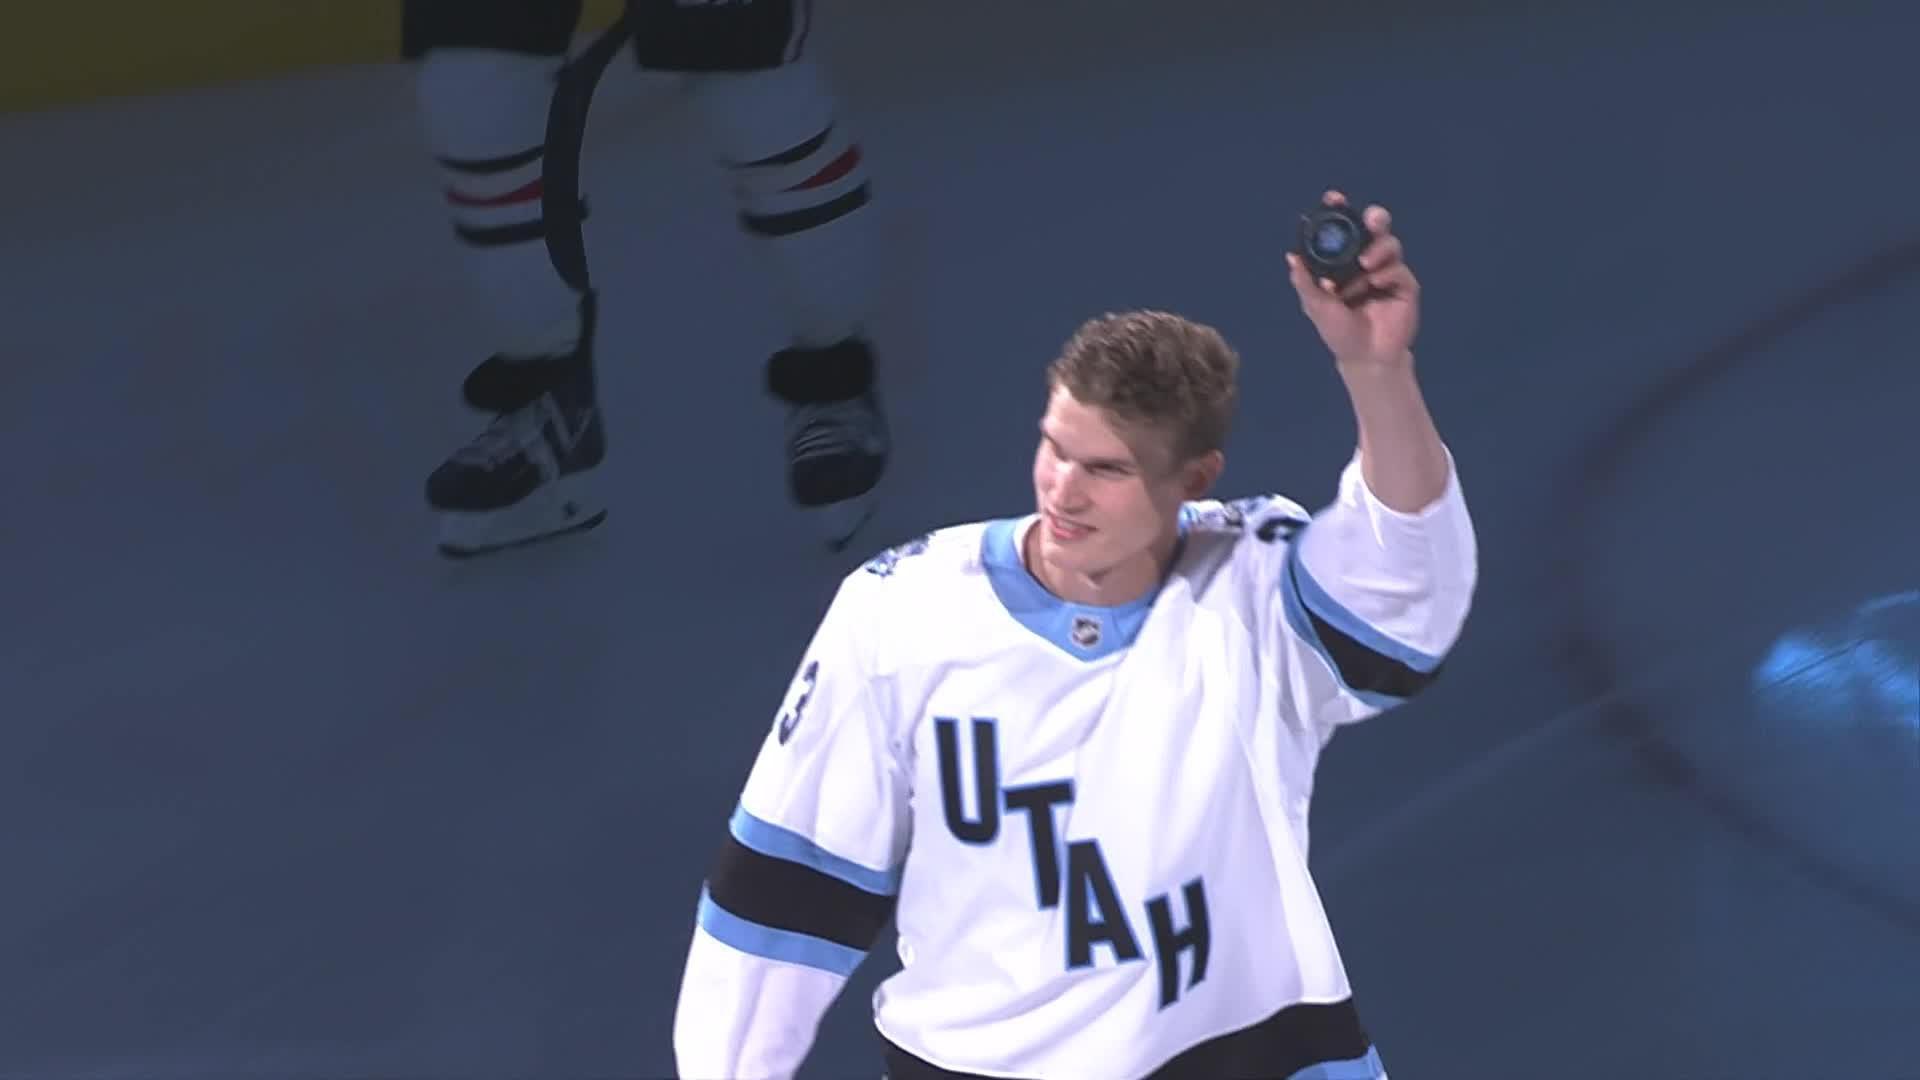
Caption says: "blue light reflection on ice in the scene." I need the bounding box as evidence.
[1751,590,1920,738]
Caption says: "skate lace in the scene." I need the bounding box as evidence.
[453,401,548,467]
[791,400,875,461]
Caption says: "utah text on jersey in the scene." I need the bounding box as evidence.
[673,453,1476,1080]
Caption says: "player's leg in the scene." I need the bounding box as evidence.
[405,0,608,557]
[628,0,888,549]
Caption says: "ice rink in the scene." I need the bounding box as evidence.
[2,3,1914,1077]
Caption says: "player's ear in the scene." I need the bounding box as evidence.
[1181,450,1224,500]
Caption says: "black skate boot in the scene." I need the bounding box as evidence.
[766,338,890,552]
[427,292,608,558]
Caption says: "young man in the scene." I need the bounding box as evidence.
[672,193,1476,1079]
[405,0,887,557]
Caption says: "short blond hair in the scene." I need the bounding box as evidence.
[1046,309,1239,463]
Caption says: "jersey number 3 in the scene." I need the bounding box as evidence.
[775,660,819,744]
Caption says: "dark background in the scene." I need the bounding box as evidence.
[1,3,1914,1077]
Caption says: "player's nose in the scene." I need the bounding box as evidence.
[1047,463,1091,508]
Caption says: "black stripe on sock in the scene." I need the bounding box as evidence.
[437,144,545,175]
[743,125,832,168]
[741,183,871,238]
[454,220,547,247]
[705,833,895,952]
[451,199,588,249]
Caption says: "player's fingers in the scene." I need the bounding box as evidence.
[1338,261,1417,304]
[1285,252,1315,297]
[1322,189,1348,208]
[1358,234,1402,272]
[1374,262,1419,298]
[1364,204,1393,235]
[1286,253,1337,309]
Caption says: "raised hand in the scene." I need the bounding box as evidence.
[1285,190,1419,372]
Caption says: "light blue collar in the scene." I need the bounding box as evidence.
[979,516,1187,661]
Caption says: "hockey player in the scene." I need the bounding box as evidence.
[672,193,1476,1079]
[405,0,887,557]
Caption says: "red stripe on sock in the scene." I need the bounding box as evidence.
[445,177,544,208]
[784,146,862,192]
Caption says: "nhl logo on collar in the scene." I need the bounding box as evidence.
[1070,614,1103,650]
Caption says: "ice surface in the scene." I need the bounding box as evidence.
[1,3,1914,1076]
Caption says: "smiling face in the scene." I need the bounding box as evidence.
[1023,310,1240,604]
[1028,382,1222,603]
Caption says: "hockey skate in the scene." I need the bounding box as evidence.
[427,292,608,558]
[767,338,890,552]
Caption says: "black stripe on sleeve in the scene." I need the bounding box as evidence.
[1287,552,1443,701]
[705,834,897,952]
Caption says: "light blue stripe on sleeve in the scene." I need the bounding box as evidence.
[730,804,903,896]
[1284,534,1443,671]
[1277,547,1411,712]
[696,887,866,977]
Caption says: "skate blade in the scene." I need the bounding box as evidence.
[805,490,878,554]
[435,473,608,559]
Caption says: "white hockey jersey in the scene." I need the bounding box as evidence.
[673,452,1477,1080]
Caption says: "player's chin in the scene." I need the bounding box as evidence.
[1038,532,1108,573]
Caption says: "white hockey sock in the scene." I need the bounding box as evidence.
[416,47,584,357]
[681,59,878,349]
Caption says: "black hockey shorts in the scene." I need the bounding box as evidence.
[401,0,811,71]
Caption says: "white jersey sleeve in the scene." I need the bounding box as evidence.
[1264,447,1478,737]
[672,568,911,1080]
